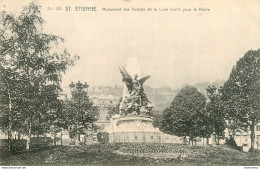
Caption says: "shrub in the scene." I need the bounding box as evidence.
[226,137,240,150]
[0,137,53,152]
[30,137,53,149]
[12,139,27,151]
[97,132,109,144]
[0,139,27,152]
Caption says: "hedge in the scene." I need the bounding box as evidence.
[119,144,187,154]
[0,137,53,152]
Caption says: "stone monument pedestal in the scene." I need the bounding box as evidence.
[105,115,182,143]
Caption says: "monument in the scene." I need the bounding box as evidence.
[105,60,182,143]
[119,66,153,117]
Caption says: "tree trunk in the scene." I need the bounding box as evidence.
[77,129,80,144]
[18,130,21,140]
[203,137,204,145]
[53,130,57,146]
[37,132,39,145]
[232,129,235,140]
[206,137,209,145]
[26,122,31,150]
[250,119,255,152]
[75,124,80,146]
[84,133,87,145]
[61,129,63,146]
[183,136,186,144]
[8,129,12,152]
[8,91,12,152]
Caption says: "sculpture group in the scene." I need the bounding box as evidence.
[119,67,153,117]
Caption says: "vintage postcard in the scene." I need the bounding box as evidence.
[0,0,260,167]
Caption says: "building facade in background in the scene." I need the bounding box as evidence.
[91,94,120,132]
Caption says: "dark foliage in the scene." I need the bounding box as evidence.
[0,2,77,150]
[159,86,208,140]
[97,132,109,144]
[225,137,240,151]
[0,137,53,152]
[222,49,260,152]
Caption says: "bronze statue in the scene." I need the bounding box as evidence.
[119,67,153,116]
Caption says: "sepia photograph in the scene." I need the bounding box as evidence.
[0,0,260,167]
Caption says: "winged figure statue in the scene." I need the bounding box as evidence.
[119,67,153,116]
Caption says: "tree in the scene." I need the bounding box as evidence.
[206,96,226,144]
[197,109,213,145]
[0,67,24,151]
[63,85,99,145]
[159,86,207,145]
[0,3,77,150]
[222,49,260,152]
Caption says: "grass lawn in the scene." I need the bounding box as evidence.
[0,144,259,166]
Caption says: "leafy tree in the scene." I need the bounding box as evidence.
[222,49,260,152]
[0,67,25,151]
[0,3,77,150]
[206,95,226,144]
[159,86,207,144]
[63,86,99,145]
[197,109,213,145]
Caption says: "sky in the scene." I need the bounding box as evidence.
[2,0,260,90]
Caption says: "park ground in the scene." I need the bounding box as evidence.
[0,144,260,166]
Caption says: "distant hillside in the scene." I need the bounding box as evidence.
[149,79,226,114]
[143,86,179,112]
[192,79,226,97]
